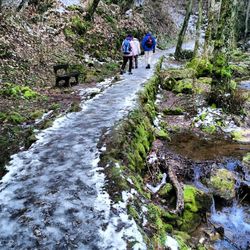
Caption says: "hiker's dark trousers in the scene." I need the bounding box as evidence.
[121,56,133,73]
[134,55,138,68]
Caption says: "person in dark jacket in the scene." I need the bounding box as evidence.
[120,35,135,75]
[141,32,156,69]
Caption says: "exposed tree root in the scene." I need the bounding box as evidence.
[146,139,184,214]
[165,160,184,214]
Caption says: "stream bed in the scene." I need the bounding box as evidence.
[169,131,250,250]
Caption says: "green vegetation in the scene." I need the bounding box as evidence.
[0,83,40,99]
[209,168,235,200]
[187,58,213,77]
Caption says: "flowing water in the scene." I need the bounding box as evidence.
[239,80,250,91]
[211,203,250,250]
[169,131,250,249]
[0,48,173,249]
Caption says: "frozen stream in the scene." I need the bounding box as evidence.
[0,47,180,249]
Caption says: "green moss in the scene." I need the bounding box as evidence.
[178,210,201,232]
[183,185,201,212]
[8,112,26,124]
[129,175,150,199]
[50,103,61,110]
[155,129,170,140]
[175,235,191,250]
[197,77,212,85]
[173,79,193,94]
[164,68,196,80]
[202,125,216,134]
[187,58,213,77]
[243,153,250,163]
[127,204,140,221]
[0,83,39,100]
[71,16,90,35]
[158,183,173,197]
[30,110,44,120]
[209,168,235,200]
[163,107,184,115]
[231,130,243,141]
[0,112,7,122]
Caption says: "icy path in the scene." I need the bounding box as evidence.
[0,51,166,249]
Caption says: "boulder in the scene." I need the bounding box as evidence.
[208,168,236,201]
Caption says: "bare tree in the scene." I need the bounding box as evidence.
[174,0,194,59]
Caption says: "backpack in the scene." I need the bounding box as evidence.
[122,39,132,55]
[145,36,153,48]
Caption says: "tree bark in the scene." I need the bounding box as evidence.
[245,0,250,40]
[203,0,216,59]
[166,161,184,214]
[85,0,100,21]
[174,0,194,60]
[211,0,235,99]
[193,0,203,58]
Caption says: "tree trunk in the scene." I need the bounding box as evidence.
[85,0,100,21]
[174,0,194,60]
[203,0,216,59]
[210,0,235,102]
[245,0,250,40]
[229,0,239,50]
[193,0,203,58]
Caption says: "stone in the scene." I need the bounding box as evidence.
[208,168,236,200]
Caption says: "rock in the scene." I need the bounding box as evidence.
[231,129,250,143]
[173,79,193,94]
[176,185,212,233]
[208,168,236,200]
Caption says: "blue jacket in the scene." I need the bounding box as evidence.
[141,33,156,51]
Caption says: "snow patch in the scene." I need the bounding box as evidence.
[146,173,167,193]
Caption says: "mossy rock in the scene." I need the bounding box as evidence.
[231,129,250,143]
[208,168,236,200]
[175,185,212,233]
[183,185,212,213]
[163,107,184,115]
[158,183,173,197]
[230,63,249,78]
[155,129,170,140]
[177,210,201,232]
[161,68,196,81]
[173,79,193,94]
[197,77,212,85]
[161,77,177,90]
[187,58,213,77]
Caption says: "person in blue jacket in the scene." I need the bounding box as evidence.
[141,32,156,69]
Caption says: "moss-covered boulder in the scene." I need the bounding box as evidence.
[161,68,196,81]
[173,79,193,94]
[177,185,212,233]
[186,58,213,77]
[208,168,236,200]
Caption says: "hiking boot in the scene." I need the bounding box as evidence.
[128,72,133,75]
[120,70,124,75]
[146,64,150,69]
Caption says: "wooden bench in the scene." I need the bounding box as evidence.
[53,64,80,87]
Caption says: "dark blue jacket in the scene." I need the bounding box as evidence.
[141,33,156,51]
